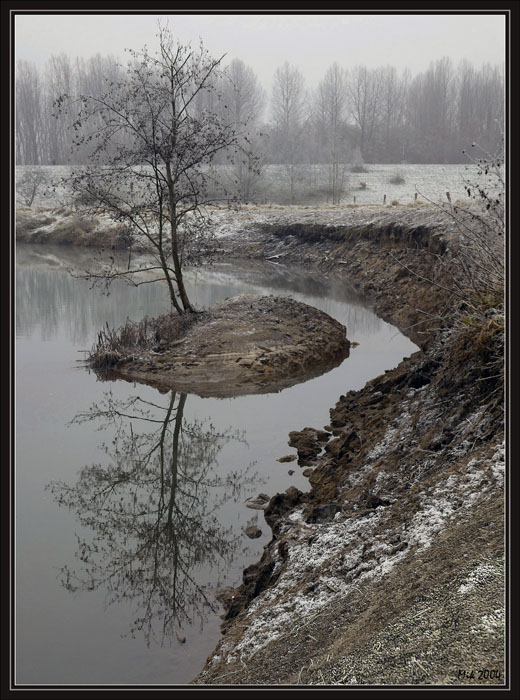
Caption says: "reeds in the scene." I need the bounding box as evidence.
[88,313,200,370]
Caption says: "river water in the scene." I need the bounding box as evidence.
[15,244,417,685]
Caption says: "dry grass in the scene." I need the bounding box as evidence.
[88,313,200,370]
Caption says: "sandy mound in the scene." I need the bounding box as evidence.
[93,294,350,398]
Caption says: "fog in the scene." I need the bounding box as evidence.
[15,12,505,92]
[14,12,506,175]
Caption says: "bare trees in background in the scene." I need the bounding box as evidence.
[16,60,44,165]
[16,51,504,170]
[218,58,266,201]
[454,61,504,158]
[346,65,383,163]
[376,66,410,162]
[45,54,74,164]
[314,63,349,204]
[407,57,455,163]
[270,62,306,202]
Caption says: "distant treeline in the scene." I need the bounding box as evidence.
[16,53,503,166]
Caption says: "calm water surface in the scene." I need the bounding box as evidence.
[16,245,417,685]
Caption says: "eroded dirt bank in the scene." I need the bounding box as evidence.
[190,208,505,686]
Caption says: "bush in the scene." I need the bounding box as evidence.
[351,164,368,173]
[389,170,406,185]
[410,143,504,329]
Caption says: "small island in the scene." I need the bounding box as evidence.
[89,294,350,398]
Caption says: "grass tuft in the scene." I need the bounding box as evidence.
[88,313,201,370]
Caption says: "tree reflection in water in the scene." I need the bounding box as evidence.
[47,390,259,646]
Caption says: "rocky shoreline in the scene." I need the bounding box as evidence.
[16,203,505,686]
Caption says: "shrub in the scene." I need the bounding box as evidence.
[389,170,406,185]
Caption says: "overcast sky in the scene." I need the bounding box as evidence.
[15,12,505,91]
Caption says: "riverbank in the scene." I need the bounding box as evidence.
[192,206,505,686]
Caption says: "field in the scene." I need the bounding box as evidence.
[15,163,493,209]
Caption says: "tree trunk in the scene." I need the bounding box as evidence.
[165,162,194,314]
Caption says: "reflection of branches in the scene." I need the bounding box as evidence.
[48,390,257,646]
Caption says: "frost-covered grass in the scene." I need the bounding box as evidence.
[470,608,504,637]
[210,430,504,666]
[16,163,492,208]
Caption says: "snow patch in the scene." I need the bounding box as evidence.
[458,562,500,595]
[470,608,504,636]
[365,407,412,462]
[490,441,505,485]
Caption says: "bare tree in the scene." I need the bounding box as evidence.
[57,25,252,314]
[406,57,456,162]
[314,63,349,204]
[219,58,266,201]
[346,65,384,162]
[477,64,504,155]
[270,62,307,202]
[379,66,409,162]
[16,168,50,207]
[44,54,75,164]
[16,60,44,165]
[221,58,265,126]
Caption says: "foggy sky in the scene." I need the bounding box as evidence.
[15,12,505,91]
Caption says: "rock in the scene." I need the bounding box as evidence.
[246,502,268,510]
[244,525,262,539]
[302,468,314,477]
[277,454,297,463]
[288,427,323,461]
[299,458,317,467]
[305,503,342,523]
[365,494,391,509]
[214,586,237,608]
[246,493,271,510]
[285,486,300,500]
[264,486,304,533]
[221,551,278,621]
